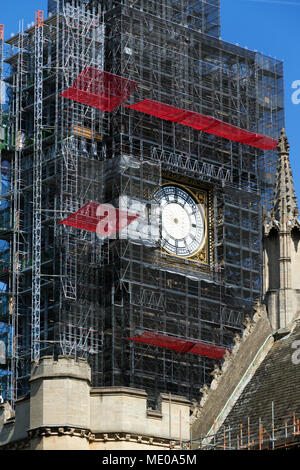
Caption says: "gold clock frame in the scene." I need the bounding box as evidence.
[152,173,213,266]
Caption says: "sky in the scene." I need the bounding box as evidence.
[221,0,300,198]
[1,0,300,196]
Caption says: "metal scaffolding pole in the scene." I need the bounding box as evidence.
[31,11,44,361]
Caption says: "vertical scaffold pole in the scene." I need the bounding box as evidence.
[10,21,24,408]
[32,11,44,360]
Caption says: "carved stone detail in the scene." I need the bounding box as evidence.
[264,128,300,234]
[199,384,209,409]
[190,399,202,423]
[27,426,94,442]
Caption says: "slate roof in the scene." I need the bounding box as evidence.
[206,321,300,449]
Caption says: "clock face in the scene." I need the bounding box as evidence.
[153,185,206,258]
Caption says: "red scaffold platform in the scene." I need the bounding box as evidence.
[59,201,139,235]
[61,67,139,112]
[124,99,277,150]
[127,331,231,359]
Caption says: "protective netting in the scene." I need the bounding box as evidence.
[128,331,230,359]
[124,99,277,150]
[61,67,139,112]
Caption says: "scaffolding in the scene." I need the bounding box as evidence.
[191,408,300,450]
[1,1,105,402]
[0,0,284,407]
[0,23,11,401]
[32,10,44,361]
[97,0,283,403]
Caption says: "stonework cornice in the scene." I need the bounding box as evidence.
[28,425,94,441]
[0,437,30,450]
[93,432,189,449]
[6,428,188,450]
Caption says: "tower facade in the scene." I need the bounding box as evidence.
[0,0,284,407]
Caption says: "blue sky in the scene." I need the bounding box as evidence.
[2,0,300,196]
[221,0,300,198]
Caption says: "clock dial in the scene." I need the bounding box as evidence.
[153,185,206,258]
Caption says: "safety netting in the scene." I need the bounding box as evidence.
[127,331,230,359]
[61,67,139,112]
[59,201,139,235]
[124,99,277,150]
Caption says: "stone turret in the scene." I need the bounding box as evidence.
[263,129,300,330]
[0,356,191,450]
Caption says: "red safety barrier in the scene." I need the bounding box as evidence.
[61,67,139,112]
[58,201,139,235]
[127,331,231,359]
[124,99,277,150]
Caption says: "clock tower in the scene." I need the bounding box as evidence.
[96,0,283,404]
[0,0,284,405]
